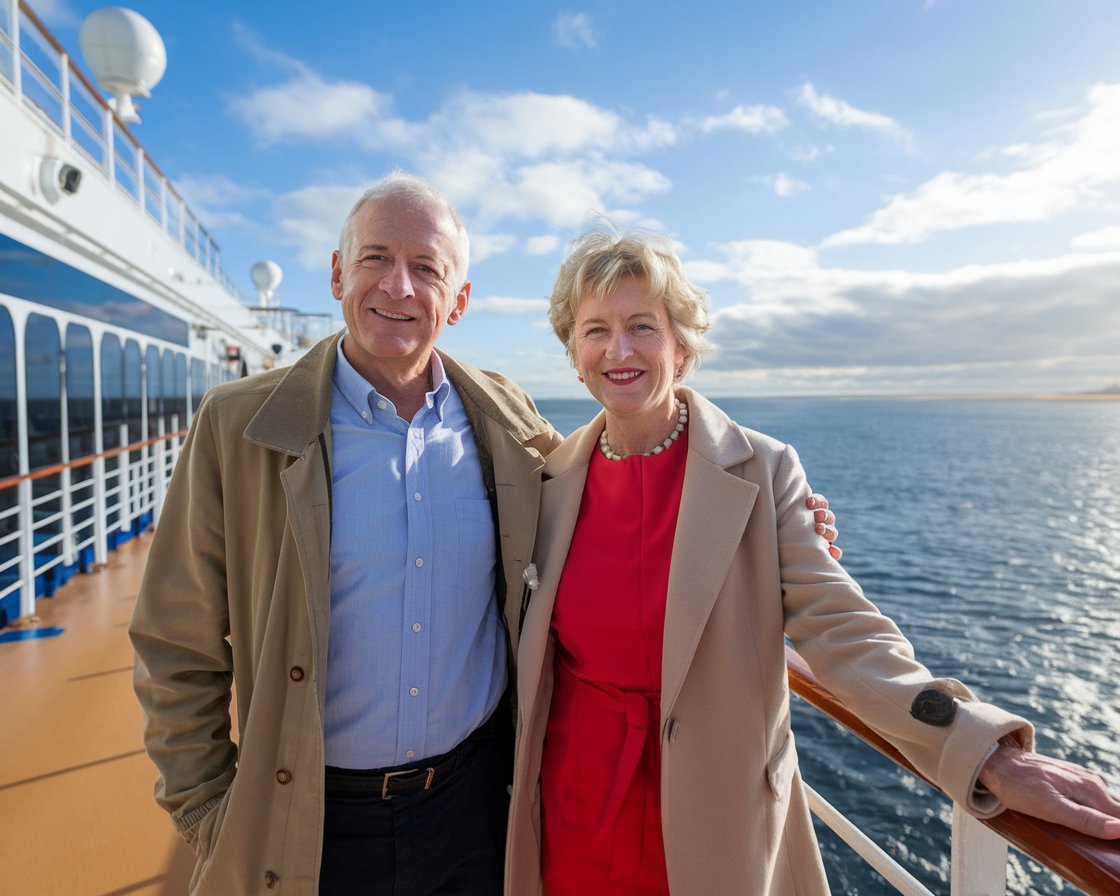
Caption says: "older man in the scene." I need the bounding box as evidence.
[130,174,837,895]
[131,174,566,895]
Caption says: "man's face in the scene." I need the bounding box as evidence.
[330,193,469,385]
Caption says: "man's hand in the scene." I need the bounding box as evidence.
[806,494,842,560]
[979,745,1120,839]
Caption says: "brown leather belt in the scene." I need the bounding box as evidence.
[324,709,504,800]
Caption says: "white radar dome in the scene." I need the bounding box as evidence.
[79,7,167,124]
[251,261,284,307]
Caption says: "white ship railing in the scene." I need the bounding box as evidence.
[786,647,1120,895]
[0,418,186,621]
[0,0,244,299]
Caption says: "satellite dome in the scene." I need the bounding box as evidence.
[79,7,167,123]
[251,261,284,307]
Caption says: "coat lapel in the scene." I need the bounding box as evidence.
[518,422,599,718]
[661,389,759,716]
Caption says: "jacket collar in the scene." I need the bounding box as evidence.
[243,332,553,456]
[243,332,341,456]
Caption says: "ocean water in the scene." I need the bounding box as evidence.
[535,396,1120,895]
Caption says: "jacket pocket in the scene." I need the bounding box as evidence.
[765,730,797,801]
[190,789,231,861]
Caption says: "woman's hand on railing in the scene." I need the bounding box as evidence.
[806,493,842,560]
[979,745,1120,840]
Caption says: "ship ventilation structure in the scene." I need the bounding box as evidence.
[251,261,284,308]
[79,7,167,124]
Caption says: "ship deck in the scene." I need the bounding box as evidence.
[0,532,195,895]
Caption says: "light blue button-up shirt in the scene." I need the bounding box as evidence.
[323,340,505,769]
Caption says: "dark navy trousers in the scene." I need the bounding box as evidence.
[319,713,513,896]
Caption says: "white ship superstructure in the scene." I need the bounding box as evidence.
[0,0,335,626]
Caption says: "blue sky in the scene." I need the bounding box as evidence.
[34,0,1120,397]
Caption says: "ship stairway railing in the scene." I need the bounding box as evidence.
[786,646,1120,895]
[0,419,186,622]
[0,0,244,301]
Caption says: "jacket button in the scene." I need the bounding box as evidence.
[264,870,278,888]
[289,666,305,681]
[910,688,957,727]
[276,769,292,785]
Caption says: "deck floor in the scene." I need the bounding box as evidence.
[0,532,196,895]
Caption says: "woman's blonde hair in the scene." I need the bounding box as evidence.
[549,227,712,378]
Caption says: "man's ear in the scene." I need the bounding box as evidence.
[330,250,343,300]
[447,280,471,325]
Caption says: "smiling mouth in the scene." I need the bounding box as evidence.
[373,308,413,321]
[605,370,643,382]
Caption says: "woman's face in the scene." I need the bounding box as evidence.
[573,276,688,423]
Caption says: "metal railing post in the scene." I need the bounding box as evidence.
[59,51,70,141]
[153,416,165,523]
[92,451,107,565]
[118,423,129,532]
[950,804,1009,895]
[17,477,34,618]
[170,413,181,467]
[10,0,21,99]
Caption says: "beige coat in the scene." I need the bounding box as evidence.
[506,388,1032,896]
[131,333,562,895]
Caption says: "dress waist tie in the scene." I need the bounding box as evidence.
[557,658,660,881]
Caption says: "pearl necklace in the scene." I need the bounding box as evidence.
[599,399,688,461]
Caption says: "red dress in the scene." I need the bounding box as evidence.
[540,431,688,896]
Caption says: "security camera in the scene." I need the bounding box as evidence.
[58,164,82,195]
[39,158,82,203]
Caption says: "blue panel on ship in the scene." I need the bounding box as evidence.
[0,234,190,346]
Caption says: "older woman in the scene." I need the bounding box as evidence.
[505,229,1120,895]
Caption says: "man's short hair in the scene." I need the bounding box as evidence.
[338,173,471,289]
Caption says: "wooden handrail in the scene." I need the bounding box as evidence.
[0,429,188,492]
[785,646,1120,895]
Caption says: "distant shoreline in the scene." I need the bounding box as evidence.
[535,392,1120,402]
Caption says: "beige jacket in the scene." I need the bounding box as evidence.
[506,388,1032,895]
[131,333,562,895]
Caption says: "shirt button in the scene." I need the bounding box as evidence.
[406,750,416,759]
[415,557,424,568]
[362,410,371,422]
[413,492,422,501]
[409,687,419,697]
[276,769,292,785]
[377,399,387,410]
[264,870,278,889]
[411,622,421,632]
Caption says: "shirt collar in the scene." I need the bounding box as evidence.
[333,335,451,421]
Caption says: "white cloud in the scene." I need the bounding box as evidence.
[791,145,834,163]
[1072,226,1120,251]
[456,158,671,229]
[698,104,788,134]
[688,238,1120,393]
[174,174,264,227]
[469,296,551,314]
[525,235,562,255]
[230,70,393,145]
[824,83,1120,247]
[271,183,362,270]
[796,82,911,143]
[552,12,597,50]
[769,173,809,197]
[471,233,519,263]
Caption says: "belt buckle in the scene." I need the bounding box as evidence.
[381,767,436,800]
